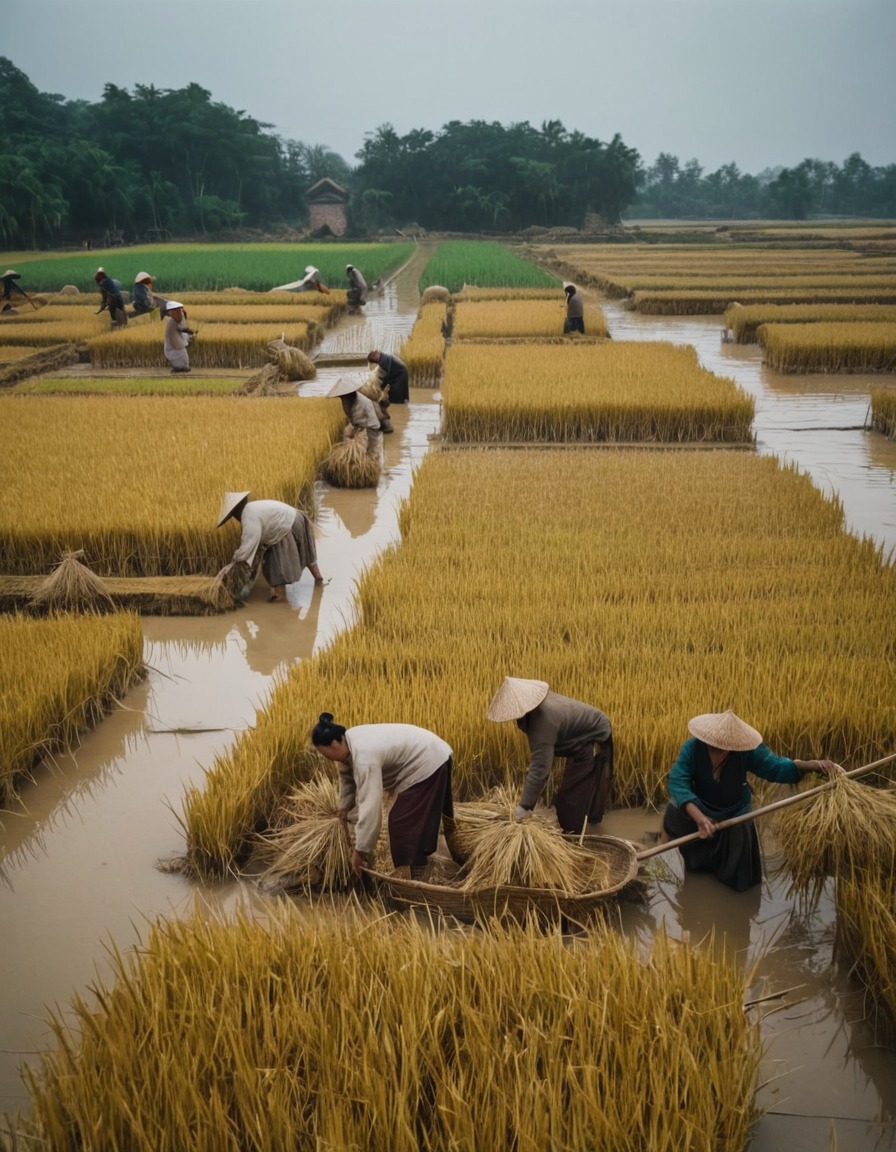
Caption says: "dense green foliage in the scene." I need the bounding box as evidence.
[419,242,558,293]
[353,120,640,231]
[3,243,414,293]
[633,152,896,220]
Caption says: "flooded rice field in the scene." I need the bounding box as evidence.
[1,271,895,1149]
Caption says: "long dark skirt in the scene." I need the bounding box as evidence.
[662,802,762,892]
[261,511,317,587]
[384,366,409,404]
[554,737,614,834]
[388,758,454,867]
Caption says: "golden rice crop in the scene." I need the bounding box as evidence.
[87,322,313,368]
[182,450,896,875]
[452,299,608,340]
[0,610,144,803]
[870,387,896,439]
[0,345,33,361]
[10,374,243,396]
[455,286,566,301]
[441,341,754,443]
[835,865,896,1033]
[16,904,763,1152]
[724,303,896,343]
[399,301,447,386]
[0,396,344,576]
[182,303,331,329]
[178,289,347,308]
[0,316,107,345]
[776,775,896,895]
[253,775,355,892]
[758,322,896,373]
[318,434,381,487]
[632,288,896,315]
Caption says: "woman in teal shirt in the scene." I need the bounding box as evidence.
[663,709,842,891]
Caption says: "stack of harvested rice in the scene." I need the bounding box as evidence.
[266,336,316,381]
[319,427,381,488]
[455,789,612,894]
[776,773,896,894]
[421,285,451,303]
[238,362,285,397]
[254,776,355,892]
[29,551,114,614]
[358,369,388,403]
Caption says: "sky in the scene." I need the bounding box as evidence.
[5,0,896,176]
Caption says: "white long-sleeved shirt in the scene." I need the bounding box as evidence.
[231,500,296,565]
[338,724,452,853]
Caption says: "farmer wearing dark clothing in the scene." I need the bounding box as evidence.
[1,270,27,308]
[94,267,128,328]
[662,709,843,891]
[367,349,409,404]
[487,677,614,833]
[563,284,585,334]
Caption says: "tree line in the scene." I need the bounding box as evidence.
[1,57,893,250]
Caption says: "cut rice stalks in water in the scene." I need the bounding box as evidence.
[254,776,355,893]
[319,434,380,488]
[835,864,896,1035]
[776,773,896,895]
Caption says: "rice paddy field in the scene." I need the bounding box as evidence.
[870,387,896,438]
[724,302,896,344]
[10,375,245,396]
[452,298,608,340]
[758,321,896,373]
[419,239,559,292]
[3,234,896,1151]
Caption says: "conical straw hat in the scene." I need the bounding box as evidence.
[2,270,20,278]
[327,377,359,398]
[134,271,153,283]
[487,677,550,722]
[687,710,762,752]
[217,490,250,527]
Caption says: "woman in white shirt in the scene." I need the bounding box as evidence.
[216,491,323,601]
[312,712,456,877]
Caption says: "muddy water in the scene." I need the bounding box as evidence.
[2,273,895,1148]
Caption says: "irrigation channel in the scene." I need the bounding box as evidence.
[2,258,896,1149]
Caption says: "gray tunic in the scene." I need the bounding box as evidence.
[517,691,612,809]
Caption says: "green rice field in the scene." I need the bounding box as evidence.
[419,240,559,292]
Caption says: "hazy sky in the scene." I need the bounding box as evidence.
[6,0,895,175]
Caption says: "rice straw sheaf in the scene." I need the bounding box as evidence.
[776,774,896,894]
[266,337,316,381]
[457,791,611,893]
[254,776,355,892]
[28,550,115,614]
[835,864,896,1033]
[318,434,381,488]
[237,362,284,396]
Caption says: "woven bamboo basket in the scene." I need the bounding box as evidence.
[364,835,638,923]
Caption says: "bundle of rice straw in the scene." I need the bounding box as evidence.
[28,550,115,614]
[457,789,610,894]
[255,776,355,892]
[238,362,284,397]
[319,431,381,488]
[266,336,316,381]
[421,285,451,303]
[216,560,254,601]
[358,369,387,403]
[776,774,896,894]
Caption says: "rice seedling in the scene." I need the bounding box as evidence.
[253,775,355,892]
[0,611,144,804]
[10,375,244,396]
[758,322,896,373]
[318,433,381,488]
[835,865,896,1033]
[399,301,447,387]
[0,396,344,576]
[87,322,313,368]
[723,303,896,344]
[182,450,896,874]
[776,774,896,895]
[870,387,896,439]
[452,299,608,340]
[420,240,558,293]
[14,903,763,1152]
[441,341,754,443]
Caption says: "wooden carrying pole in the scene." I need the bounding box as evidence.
[637,750,896,862]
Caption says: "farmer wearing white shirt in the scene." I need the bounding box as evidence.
[216,492,323,602]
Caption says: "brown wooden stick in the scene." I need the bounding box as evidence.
[636,750,896,861]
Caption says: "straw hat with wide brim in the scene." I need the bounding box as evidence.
[2,270,20,279]
[687,710,763,752]
[134,271,153,283]
[327,377,359,398]
[217,490,250,527]
[487,677,550,722]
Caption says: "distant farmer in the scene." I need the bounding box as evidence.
[662,709,843,891]
[487,678,614,832]
[130,271,168,318]
[563,283,585,335]
[216,491,323,602]
[311,712,457,879]
[94,267,128,328]
[162,301,194,373]
[295,265,330,294]
[345,263,368,308]
[1,269,27,310]
[328,377,384,457]
[367,349,409,404]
